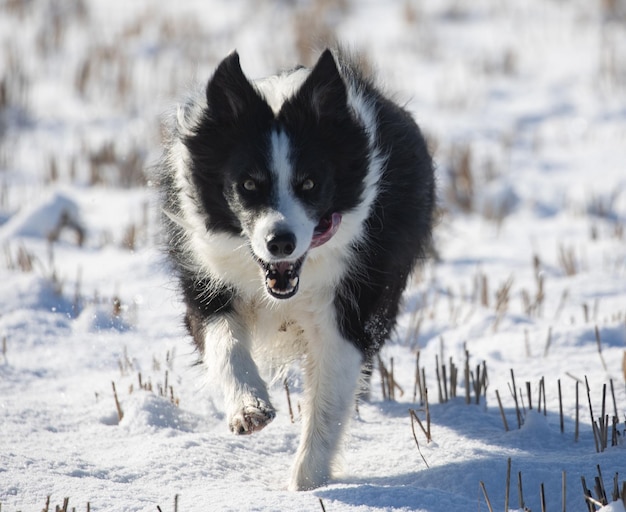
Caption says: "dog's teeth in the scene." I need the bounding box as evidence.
[289,276,299,288]
[267,278,277,289]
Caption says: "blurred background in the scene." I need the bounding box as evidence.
[1,0,624,220]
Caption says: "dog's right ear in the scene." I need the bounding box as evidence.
[207,52,261,122]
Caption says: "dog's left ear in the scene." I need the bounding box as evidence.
[207,51,264,122]
[299,49,348,120]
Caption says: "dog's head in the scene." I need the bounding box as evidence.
[184,50,369,299]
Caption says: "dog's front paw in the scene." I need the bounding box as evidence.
[229,397,276,435]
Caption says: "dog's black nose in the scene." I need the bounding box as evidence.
[267,233,296,257]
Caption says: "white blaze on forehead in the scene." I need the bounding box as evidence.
[254,68,310,115]
[248,129,315,262]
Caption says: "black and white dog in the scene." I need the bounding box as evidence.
[158,49,434,490]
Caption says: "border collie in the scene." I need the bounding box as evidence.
[157,48,435,491]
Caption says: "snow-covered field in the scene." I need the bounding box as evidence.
[1,0,625,510]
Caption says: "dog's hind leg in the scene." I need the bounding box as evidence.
[200,315,276,435]
[289,328,363,491]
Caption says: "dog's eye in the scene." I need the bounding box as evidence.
[242,179,257,191]
[300,179,315,192]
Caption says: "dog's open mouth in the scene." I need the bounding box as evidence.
[260,257,305,299]
[259,213,342,300]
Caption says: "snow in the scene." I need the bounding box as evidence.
[1,0,625,510]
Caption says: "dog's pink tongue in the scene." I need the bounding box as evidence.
[310,213,342,249]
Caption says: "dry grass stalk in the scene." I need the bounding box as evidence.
[575,380,580,442]
[479,481,494,512]
[112,381,124,422]
[377,355,403,401]
[480,273,489,308]
[493,276,513,331]
[122,223,137,251]
[554,288,569,321]
[543,326,553,357]
[509,369,522,429]
[2,336,6,364]
[464,348,470,404]
[609,379,618,421]
[319,498,326,512]
[412,351,426,404]
[408,409,430,467]
[47,210,85,247]
[558,379,564,434]
[16,244,34,272]
[505,457,511,512]
[594,326,608,372]
[539,376,546,416]
[582,476,598,512]
[522,254,545,318]
[496,390,509,432]
[435,354,443,403]
[558,244,578,276]
[447,143,474,213]
[409,408,431,443]
[518,471,526,511]
[585,376,601,453]
[470,361,488,405]
[407,307,423,349]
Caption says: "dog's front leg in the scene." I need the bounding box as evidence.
[203,315,275,435]
[289,331,363,490]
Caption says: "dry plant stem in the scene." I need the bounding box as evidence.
[540,483,546,512]
[413,351,420,403]
[585,376,600,453]
[435,355,443,403]
[543,326,552,357]
[409,409,430,468]
[496,389,509,431]
[575,380,580,442]
[581,476,596,512]
[562,471,567,512]
[517,472,526,510]
[319,498,326,512]
[609,379,618,421]
[594,326,608,371]
[464,348,470,404]
[479,481,494,512]
[112,381,124,422]
[505,457,511,512]
[425,388,431,440]
[409,408,431,443]
[558,379,564,433]
[510,369,522,428]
